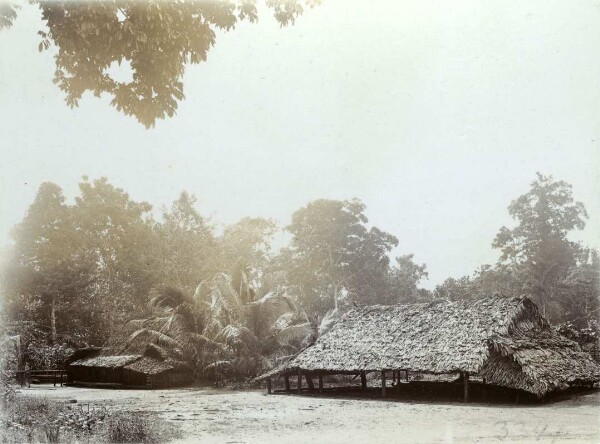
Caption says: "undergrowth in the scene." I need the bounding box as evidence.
[0,395,177,443]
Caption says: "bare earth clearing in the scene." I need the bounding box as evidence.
[19,385,600,443]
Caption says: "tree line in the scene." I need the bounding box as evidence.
[1,173,597,376]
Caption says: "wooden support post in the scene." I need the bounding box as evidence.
[267,378,272,394]
[406,370,409,382]
[297,369,302,394]
[360,371,367,389]
[463,371,469,402]
[306,374,315,391]
[482,377,486,401]
[318,374,323,391]
[381,370,387,398]
[284,374,290,392]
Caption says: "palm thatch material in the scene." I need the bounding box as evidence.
[258,295,599,397]
[482,329,599,396]
[68,317,193,388]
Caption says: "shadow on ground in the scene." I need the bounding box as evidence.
[268,380,600,407]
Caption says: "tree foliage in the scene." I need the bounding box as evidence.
[1,177,300,354]
[153,192,216,294]
[4,178,170,344]
[493,173,587,265]
[72,177,157,328]
[492,173,590,322]
[279,198,399,314]
[434,173,597,328]
[387,254,429,304]
[4,183,91,343]
[0,3,17,29]
[217,216,277,297]
[2,0,321,127]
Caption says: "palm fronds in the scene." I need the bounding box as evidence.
[217,275,245,317]
[145,342,183,361]
[130,272,315,381]
[193,280,213,305]
[124,328,181,351]
[276,322,313,347]
[215,324,260,354]
[204,360,232,373]
[318,307,342,337]
[148,287,189,311]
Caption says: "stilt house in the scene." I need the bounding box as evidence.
[258,295,599,400]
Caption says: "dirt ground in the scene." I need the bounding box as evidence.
[18,385,600,443]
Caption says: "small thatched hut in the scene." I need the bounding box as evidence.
[258,295,599,400]
[67,318,194,388]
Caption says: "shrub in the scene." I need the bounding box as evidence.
[27,343,75,370]
[104,411,162,443]
[0,396,69,443]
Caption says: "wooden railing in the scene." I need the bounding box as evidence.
[15,369,67,387]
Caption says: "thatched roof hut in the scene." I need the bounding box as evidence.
[67,317,193,388]
[259,295,599,399]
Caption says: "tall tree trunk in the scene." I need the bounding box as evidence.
[50,294,57,344]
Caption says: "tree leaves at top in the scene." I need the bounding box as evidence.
[6,0,321,128]
[0,3,17,30]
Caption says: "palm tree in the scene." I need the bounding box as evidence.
[123,287,224,378]
[196,272,313,378]
[128,273,314,381]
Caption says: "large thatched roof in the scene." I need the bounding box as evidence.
[70,316,192,376]
[259,295,599,397]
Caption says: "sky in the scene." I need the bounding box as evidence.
[0,0,598,289]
